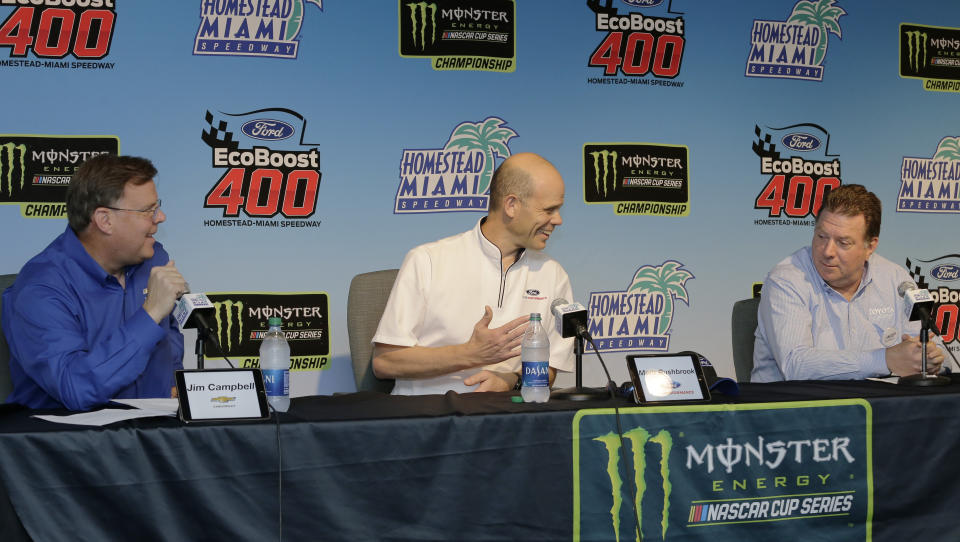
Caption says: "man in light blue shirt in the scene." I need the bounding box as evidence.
[752,184,945,382]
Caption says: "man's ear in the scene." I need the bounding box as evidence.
[90,208,113,235]
[865,236,878,258]
[502,194,521,218]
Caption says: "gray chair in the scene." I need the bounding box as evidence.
[0,273,18,402]
[347,269,399,393]
[731,296,761,383]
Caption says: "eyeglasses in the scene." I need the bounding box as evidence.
[104,199,162,220]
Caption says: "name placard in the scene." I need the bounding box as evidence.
[626,352,711,404]
[175,369,270,422]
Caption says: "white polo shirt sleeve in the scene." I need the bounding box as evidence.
[372,247,431,348]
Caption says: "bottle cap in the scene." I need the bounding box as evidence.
[268,317,282,326]
[510,396,523,403]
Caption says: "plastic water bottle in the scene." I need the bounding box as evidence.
[259,317,290,412]
[521,313,550,403]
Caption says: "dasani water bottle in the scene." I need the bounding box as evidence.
[259,317,290,412]
[521,313,550,403]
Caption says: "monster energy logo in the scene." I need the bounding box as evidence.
[906,30,928,72]
[213,300,244,351]
[594,427,673,541]
[591,150,618,199]
[0,142,27,197]
[407,2,437,50]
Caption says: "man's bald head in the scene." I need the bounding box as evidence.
[488,153,559,211]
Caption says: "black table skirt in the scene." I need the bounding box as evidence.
[1,378,958,541]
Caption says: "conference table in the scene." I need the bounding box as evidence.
[1,378,959,541]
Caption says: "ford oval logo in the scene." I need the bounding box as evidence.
[931,264,960,282]
[241,119,295,141]
[622,0,664,6]
[781,133,821,152]
[526,289,540,296]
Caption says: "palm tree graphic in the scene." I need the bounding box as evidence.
[627,261,694,335]
[934,137,960,161]
[787,0,846,66]
[444,117,518,196]
[285,0,324,41]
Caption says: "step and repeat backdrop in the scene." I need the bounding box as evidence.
[1,0,958,395]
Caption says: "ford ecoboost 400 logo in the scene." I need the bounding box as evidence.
[622,0,665,6]
[781,132,822,152]
[240,119,295,141]
[931,264,960,282]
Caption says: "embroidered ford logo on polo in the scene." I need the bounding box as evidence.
[523,288,546,301]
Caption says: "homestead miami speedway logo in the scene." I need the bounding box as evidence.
[752,123,842,226]
[0,0,117,69]
[573,401,872,541]
[745,0,846,82]
[584,142,689,215]
[394,117,516,214]
[0,134,118,219]
[207,292,330,371]
[399,0,516,72]
[194,0,323,59]
[900,23,960,93]
[586,0,686,87]
[201,108,322,228]
[898,135,960,213]
[586,261,693,353]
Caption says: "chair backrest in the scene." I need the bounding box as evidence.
[347,269,399,393]
[731,296,761,383]
[0,273,18,402]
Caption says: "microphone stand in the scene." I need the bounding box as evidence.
[195,332,206,370]
[193,325,219,371]
[899,319,950,386]
[550,332,610,401]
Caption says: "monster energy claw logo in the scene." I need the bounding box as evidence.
[0,142,27,197]
[595,427,673,541]
[906,30,928,72]
[407,2,437,50]
[214,300,244,351]
[591,150,618,199]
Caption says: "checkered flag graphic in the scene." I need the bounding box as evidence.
[201,110,239,150]
[752,125,781,160]
[905,258,930,290]
[586,0,618,16]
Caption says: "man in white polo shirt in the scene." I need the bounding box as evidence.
[372,152,575,394]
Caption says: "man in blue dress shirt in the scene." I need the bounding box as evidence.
[3,155,187,410]
[752,184,945,382]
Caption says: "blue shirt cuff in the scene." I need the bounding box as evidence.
[866,348,889,377]
[129,308,168,350]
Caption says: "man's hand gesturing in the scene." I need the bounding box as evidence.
[464,306,528,366]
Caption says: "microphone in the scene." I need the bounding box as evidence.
[898,281,939,335]
[173,293,221,347]
[550,298,590,339]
